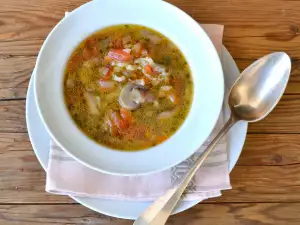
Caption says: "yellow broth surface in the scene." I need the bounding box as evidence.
[64,25,193,150]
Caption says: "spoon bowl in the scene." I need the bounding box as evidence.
[229,52,291,122]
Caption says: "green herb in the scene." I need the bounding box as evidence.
[163,56,171,66]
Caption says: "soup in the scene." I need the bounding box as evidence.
[64,25,193,150]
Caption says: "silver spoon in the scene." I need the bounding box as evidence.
[133,52,291,225]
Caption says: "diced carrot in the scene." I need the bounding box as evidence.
[67,54,82,72]
[100,66,112,80]
[118,119,130,130]
[144,65,153,75]
[107,49,132,62]
[156,136,168,144]
[120,108,133,123]
[86,38,97,47]
[168,92,179,104]
[110,111,129,131]
[104,56,112,63]
[143,76,151,85]
[82,47,93,60]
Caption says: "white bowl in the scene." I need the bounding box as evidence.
[34,0,224,176]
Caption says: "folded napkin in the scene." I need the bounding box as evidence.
[45,22,231,201]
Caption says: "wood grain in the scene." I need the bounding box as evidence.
[0,133,299,203]
[0,203,299,225]
[212,164,300,203]
[237,134,300,166]
[0,56,34,99]
[0,133,71,203]
[248,95,300,133]
[0,100,25,133]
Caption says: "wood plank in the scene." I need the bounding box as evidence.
[172,203,300,225]
[224,36,300,60]
[237,134,300,166]
[210,164,300,203]
[0,133,300,203]
[248,95,300,134]
[0,100,26,133]
[0,133,72,203]
[0,56,34,99]
[0,203,299,224]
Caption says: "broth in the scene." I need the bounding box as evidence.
[64,24,193,150]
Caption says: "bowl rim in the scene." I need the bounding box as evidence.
[34,0,224,175]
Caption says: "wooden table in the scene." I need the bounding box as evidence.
[1,0,300,224]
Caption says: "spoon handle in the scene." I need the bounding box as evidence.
[133,116,237,225]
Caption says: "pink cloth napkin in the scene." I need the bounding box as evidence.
[45,23,232,201]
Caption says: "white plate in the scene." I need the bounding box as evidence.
[34,0,224,175]
[26,46,248,219]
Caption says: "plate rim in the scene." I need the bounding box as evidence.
[26,46,248,220]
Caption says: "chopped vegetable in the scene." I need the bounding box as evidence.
[108,49,132,62]
[104,112,119,136]
[131,88,145,104]
[168,92,179,104]
[110,111,128,130]
[66,79,74,88]
[84,92,101,115]
[122,36,132,45]
[126,65,137,71]
[143,91,156,103]
[156,135,168,144]
[140,30,162,44]
[123,48,131,53]
[120,108,133,124]
[160,85,173,92]
[134,79,146,86]
[82,47,93,60]
[157,110,176,120]
[144,65,153,75]
[132,42,143,57]
[99,80,115,91]
[99,66,112,80]
[112,74,126,82]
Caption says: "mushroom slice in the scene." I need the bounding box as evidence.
[119,83,148,110]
